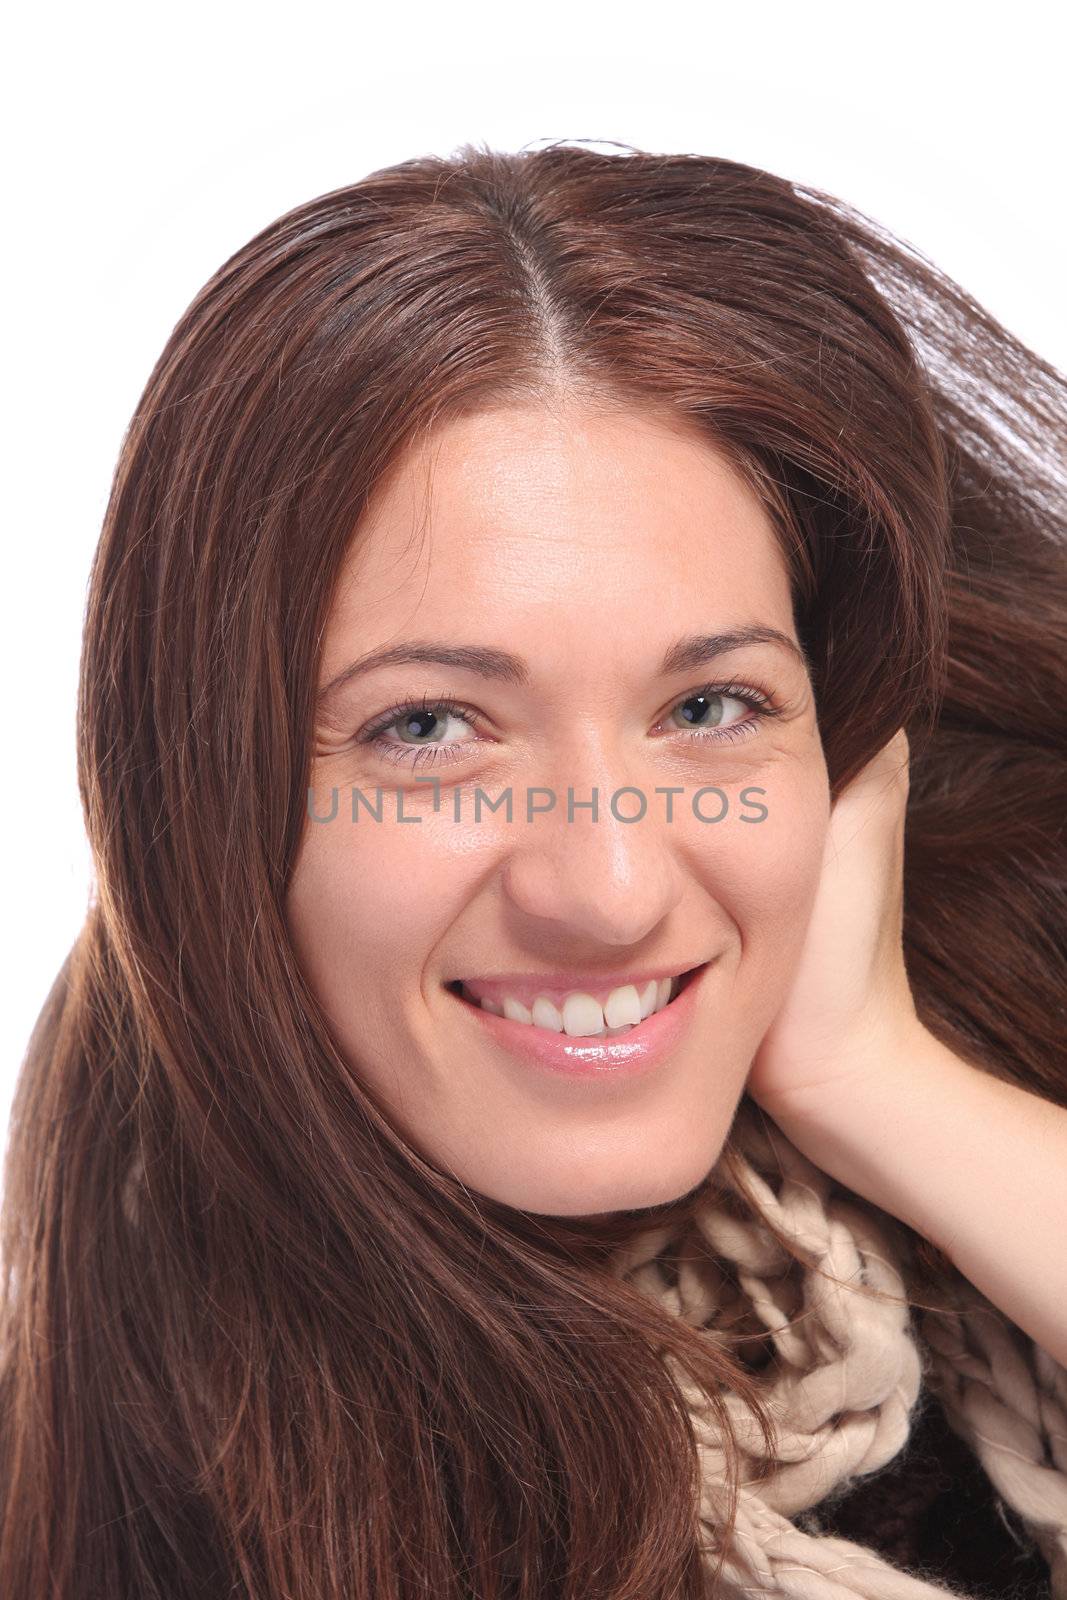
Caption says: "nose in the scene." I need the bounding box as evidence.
[499,747,686,948]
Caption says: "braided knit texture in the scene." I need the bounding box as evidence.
[607,1099,1067,1599]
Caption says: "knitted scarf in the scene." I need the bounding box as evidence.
[608,1098,1067,1598]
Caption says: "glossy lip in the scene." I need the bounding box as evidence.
[444,960,713,1080]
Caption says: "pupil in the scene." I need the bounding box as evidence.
[679,694,722,727]
[404,710,439,741]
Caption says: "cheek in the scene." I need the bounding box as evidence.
[692,773,829,1022]
[285,811,475,1008]
[728,801,826,931]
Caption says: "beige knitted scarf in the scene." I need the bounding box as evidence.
[608,1097,1067,1598]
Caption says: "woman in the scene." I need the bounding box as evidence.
[2,140,1064,1598]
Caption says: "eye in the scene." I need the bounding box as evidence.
[357,695,481,770]
[661,683,779,746]
[356,682,783,769]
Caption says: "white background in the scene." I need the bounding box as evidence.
[3,0,1064,1176]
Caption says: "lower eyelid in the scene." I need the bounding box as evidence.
[372,730,479,765]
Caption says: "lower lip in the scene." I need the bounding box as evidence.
[444,963,712,1079]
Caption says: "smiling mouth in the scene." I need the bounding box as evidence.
[444,965,705,1038]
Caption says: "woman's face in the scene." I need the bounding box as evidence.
[286,403,830,1216]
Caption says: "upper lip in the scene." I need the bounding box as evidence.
[448,962,707,1008]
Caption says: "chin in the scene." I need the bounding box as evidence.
[513,1161,713,1221]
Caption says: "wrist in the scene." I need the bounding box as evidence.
[750,1012,944,1231]
[754,998,927,1123]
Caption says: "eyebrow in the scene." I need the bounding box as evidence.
[317,625,812,709]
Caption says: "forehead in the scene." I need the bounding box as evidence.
[325,404,795,656]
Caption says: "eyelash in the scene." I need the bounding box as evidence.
[356,681,784,770]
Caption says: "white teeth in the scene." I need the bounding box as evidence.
[531,996,564,1032]
[473,974,683,1035]
[561,994,605,1037]
[638,980,659,1019]
[603,984,642,1028]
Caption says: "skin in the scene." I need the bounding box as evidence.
[286,401,831,1217]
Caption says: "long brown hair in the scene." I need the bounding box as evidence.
[2,140,1064,1598]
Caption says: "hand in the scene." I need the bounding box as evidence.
[745,727,921,1123]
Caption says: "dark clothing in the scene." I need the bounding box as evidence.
[796,1390,1051,1597]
